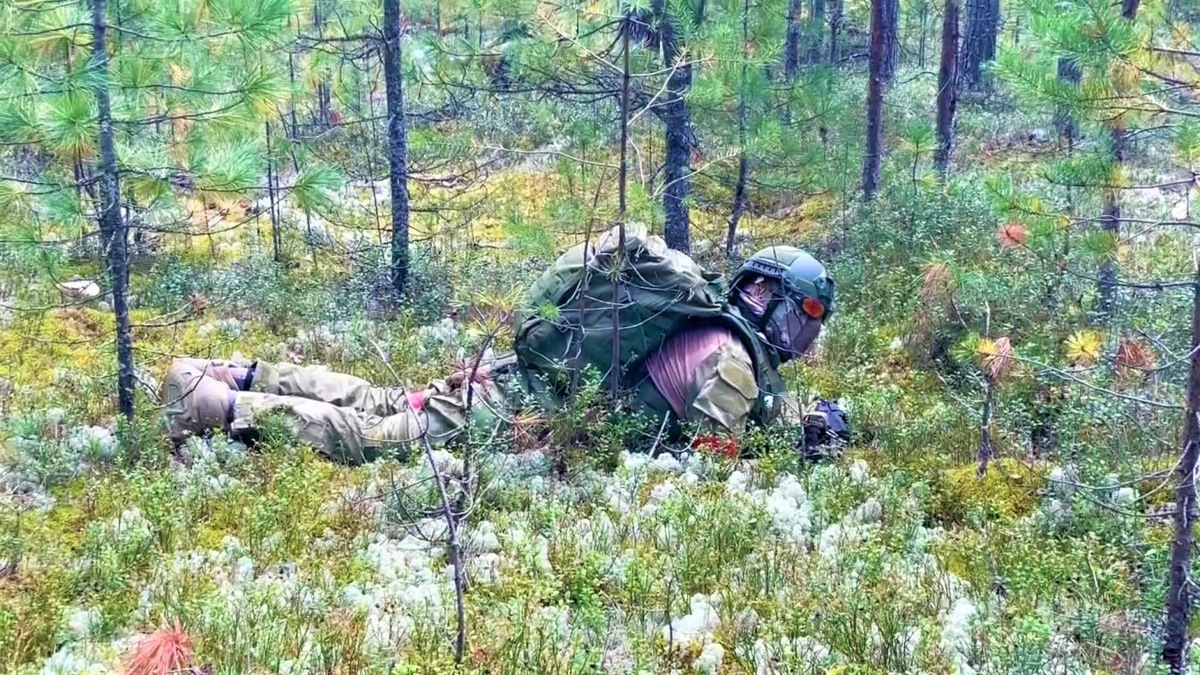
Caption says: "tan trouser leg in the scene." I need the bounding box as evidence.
[232,366,506,464]
[230,392,428,464]
[249,362,408,416]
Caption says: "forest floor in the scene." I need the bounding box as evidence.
[0,88,1188,673]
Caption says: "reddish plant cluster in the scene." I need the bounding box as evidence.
[692,434,738,459]
[997,222,1028,249]
[124,620,194,675]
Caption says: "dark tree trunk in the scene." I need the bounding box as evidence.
[958,0,999,91]
[785,0,802,78]
[612,16,632,406]
[727,155,750,256]
[828,0,843,62]
[90,0,135,420]
[727,0,751,256]
[1162,277,1200,674]
[383,0,412,299]
[862,0,887,200]
[1099,0,1138,321]
[287,31,300,140]
[917,0,929,68]
[881,0,900,82]
[1054,57,1081,150]
[808,0,826,63]
[1098,125,1125,320]
[655,1,692,253]
[314,0,332,128]
[619,19,631,221]
[934,0,959,179]
[265,122,283,263]
[977,378,995,477]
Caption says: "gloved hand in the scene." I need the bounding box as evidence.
[800,397,850,460]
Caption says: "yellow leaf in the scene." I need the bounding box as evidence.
[976,338,997,358]
[1065,330,1105,366]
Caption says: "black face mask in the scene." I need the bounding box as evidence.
[762,294,823,362]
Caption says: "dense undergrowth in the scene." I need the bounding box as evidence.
[0,70,1194,673]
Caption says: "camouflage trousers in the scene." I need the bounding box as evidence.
[232,361,506,464]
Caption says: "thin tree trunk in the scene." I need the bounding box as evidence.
[881,0,900,82]
[977,377,995,477]
[287,20,300,140]
[1099,0,1138,321]
[917,0,929,68]
[90,0,135,420]
[785,0,802,78]
[862,0,887,200]
[612,16,631,407]
[313,0,327,128]
[1054,57,1081,151]
[656,1,692,253]
[383,0,411,299]
[934,0,959,179]
[828,0,843,62]
[727,0,751,256]
[1162,276,1200,674]
[958,0,999,92]
[1098,126,1124,319]
[367,68,384,244]
[727,156,750,255]
[265,122,283,263]
[808,0,826,63]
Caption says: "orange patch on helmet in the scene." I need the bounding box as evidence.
[801,297,826,319]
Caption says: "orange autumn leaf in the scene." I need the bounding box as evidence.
[998,223,1028,249]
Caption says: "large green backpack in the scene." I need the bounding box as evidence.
[513,223,783,423]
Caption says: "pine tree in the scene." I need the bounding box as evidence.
[996,2,1200,667]
[1166,278,1200,673]
[934,0,959,179]
[89,0,135,419]
[808,0,826,62]
[383,0,412,298]
[828,0,843,61]
[654,0,696,253]
[785,0,803,76]
[880,0,900,81]
[862,0,888,199]
[727,0,753,255]
[959,0,998,91]
[1097,0,1139,320]
[0,0,339,417]
[1053,57,1081,149]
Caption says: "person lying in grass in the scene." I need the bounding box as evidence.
[162,227,845,464]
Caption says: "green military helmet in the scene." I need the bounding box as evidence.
[730,245,836,319]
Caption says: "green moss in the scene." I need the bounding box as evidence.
[931,457,1046,526]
